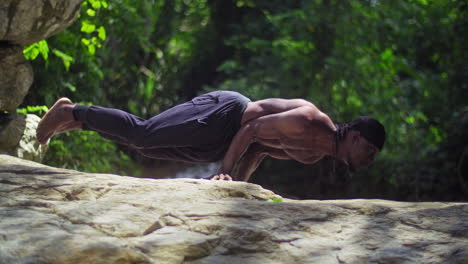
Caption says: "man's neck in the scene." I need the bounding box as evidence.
[335,139,349,166]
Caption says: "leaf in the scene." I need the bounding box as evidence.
[81,38,90,45]
[16,108,27,115]
[64,82,77,92]
[88,0,101,9]
[267,198,283,203]
[16,105,49,114]
[52,49,74,71]
[81,21,96,33]
[380,48,394,62]
[97,26,106,40]
[86,9,96,16]
[37,40,49,60]
[145,76,155,101]
[88,44,96,55]
[23,40,49,61]
[23,45,40,60]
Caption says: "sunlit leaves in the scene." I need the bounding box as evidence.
[86,9,96,17]
[80,0,108,55]
[23,0,108,67]
[23,40,49,60]
[97,26,106,40]
[86,0,108,9]
[16,105,49,115]
[52,49,74,71]
[81,21,96,33]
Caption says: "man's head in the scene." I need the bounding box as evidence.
[337,116,386,169]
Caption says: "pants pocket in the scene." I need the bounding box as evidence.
[191,93,219,105]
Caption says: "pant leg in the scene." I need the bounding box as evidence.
[137,147,213,163]
[72,91,249,162]
[73,105,146,147]
[72,101,214,149]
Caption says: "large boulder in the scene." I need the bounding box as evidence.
[0,0,84,46]
[0,114,47,162]
[0,45,33,111]
[0,154,467,264]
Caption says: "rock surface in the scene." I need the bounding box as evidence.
[0,114,47,162]
[0,154,467,264]
[0,45,33,111]
[0,0,83,46]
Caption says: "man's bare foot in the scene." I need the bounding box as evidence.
[55,121,83,134]
[36,98,76,144]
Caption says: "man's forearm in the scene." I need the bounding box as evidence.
[236,144,291,181]
[218,123,256,177]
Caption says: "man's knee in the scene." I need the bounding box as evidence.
[129,124,150,148]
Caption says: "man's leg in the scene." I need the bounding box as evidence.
[37,91,243,163]
[72,105,148,147]
[71,100,216,150]
[36,98,146,145]
[38,95,217,146]
[36,98,206,162]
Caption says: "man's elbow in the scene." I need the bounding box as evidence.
[239,122,257,142]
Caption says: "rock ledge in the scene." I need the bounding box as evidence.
[0,154,467,264]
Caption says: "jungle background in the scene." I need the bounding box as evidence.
[19,0,467,201]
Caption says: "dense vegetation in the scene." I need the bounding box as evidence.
[21,0,467,201]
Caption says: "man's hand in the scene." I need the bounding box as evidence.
[209,174,233,181]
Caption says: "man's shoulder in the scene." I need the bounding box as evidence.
[299,107,336,131]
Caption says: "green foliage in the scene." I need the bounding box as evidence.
[21,0,466,200]
[16,105,49,115]
[77,0,108,55]
[23,0,108,67]
[52,49,74,71]
[23,40,50,61]
[45,130,140,176]
[207,0,466,200]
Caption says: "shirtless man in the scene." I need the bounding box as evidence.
[36,90,386,181]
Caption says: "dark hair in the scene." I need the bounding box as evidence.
[335,123,350,142]
[335,116,386,150]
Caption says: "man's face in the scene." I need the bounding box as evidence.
[348,134,379,169]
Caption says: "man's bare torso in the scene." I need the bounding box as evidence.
[214,98,338,180]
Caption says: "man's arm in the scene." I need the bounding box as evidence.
[216,122,256,178]
[235,144,291,181]
[216,106,315,178]
[213,104,335,181]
